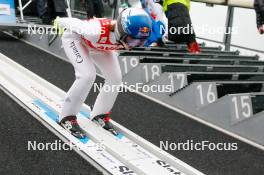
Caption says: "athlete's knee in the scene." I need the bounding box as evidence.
[77,71,96,83]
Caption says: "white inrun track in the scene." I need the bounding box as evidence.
[0,52,205,175]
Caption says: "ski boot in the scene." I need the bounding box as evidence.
[92,113,118,136]
[59,116,86,139]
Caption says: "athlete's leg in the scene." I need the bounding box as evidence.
[90,51,122,119]
[59,32,96,121]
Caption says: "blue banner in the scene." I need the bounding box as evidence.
[0,0,16,24]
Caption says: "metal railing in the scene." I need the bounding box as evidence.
[17,0,72,21]
[17,0,33,21]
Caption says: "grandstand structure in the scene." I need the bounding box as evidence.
[120,44,264,148]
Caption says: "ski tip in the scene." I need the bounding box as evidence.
[116,133,124,139]
[79,136,89,144]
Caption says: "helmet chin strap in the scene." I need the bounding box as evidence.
[114,24,131,50]
[114,14,129,50]
[119,40,130,50]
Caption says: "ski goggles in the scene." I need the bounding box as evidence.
[119,35,147,50]
[125,36,146,47]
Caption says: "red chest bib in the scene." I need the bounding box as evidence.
[81,18,121,51]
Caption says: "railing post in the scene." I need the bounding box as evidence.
[223,6,234,51]
[66,0,72,17]
[18,0,24,21]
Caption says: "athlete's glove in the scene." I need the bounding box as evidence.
[53,16,65,36]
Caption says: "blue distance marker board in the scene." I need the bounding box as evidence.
[0,0,16,24]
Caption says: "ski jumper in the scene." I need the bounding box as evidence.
[57,17,123,121]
